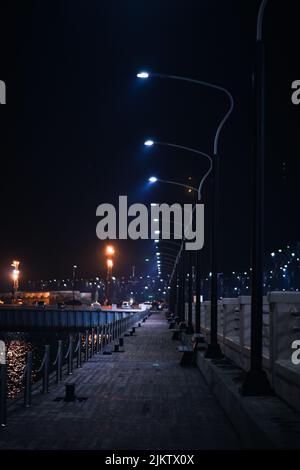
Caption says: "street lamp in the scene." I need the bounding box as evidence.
[145,139,212,333]
[148,176,198,194]
[72,265,77,305]
[145,141,212,201]
[11,260,20,303]
[104,245,115,306]
[137,72,149,79]
[106,245,115,256]
[240,0,272,396]
[139,72,234,358]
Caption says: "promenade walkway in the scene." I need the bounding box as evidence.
[0,313,241,450]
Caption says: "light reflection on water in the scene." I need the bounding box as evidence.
[6,339,37,398]
[1,332,67,399]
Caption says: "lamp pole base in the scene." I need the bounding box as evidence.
[240,368,274,396]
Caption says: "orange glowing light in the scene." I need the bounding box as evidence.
[106,245,115,256]
[107,259,113,269]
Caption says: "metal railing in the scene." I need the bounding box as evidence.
[0,309,150,426]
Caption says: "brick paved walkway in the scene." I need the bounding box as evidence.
[0,313,241,450]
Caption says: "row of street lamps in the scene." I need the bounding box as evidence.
[136,0,272,395]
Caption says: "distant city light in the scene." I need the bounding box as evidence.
[144,140,154,147]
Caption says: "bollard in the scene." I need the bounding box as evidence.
[42,345,50,393]
[64,383,76,402]
[67,335,73,375]
[114,344,119,352]
[24,351,33,407]
[142,318,146,323]
[76,333,82,368]
[138,323,141,327]
[96,327,100,354]
[119,337,124,348]
[0,364,7,426]
[85,330,89,362]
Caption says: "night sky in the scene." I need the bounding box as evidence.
[0,0,299,283]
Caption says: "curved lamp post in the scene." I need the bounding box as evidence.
[148,176,198,195]
[139,73,234,355]
[145,140,212,201]
[241,0,272,396]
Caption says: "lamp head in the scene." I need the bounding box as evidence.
[148,176,158,183]
[137,72,149,79]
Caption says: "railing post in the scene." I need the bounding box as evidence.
[99,326,103,350]
[77,333,82,368]
[0,363,7,427]
[96,327,100,354]
[85,330,89,362]
[91,328,94,357]
[24,351,32,407]
[42,345,50,393]
[102,325,106,348]
[67,335,73,375]
[56,340,63,382]
[108,323,111,343]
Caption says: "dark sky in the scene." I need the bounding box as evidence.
[0,0,299,283]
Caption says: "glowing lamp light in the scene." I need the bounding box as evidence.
[144,140,154,147]
[148,176,158,183]
[154,239,159,243]
[154,230,160,235]
[137,72,149,79]
[106,245,115,256]
[107,259,113,269]
[12,269,19,281]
